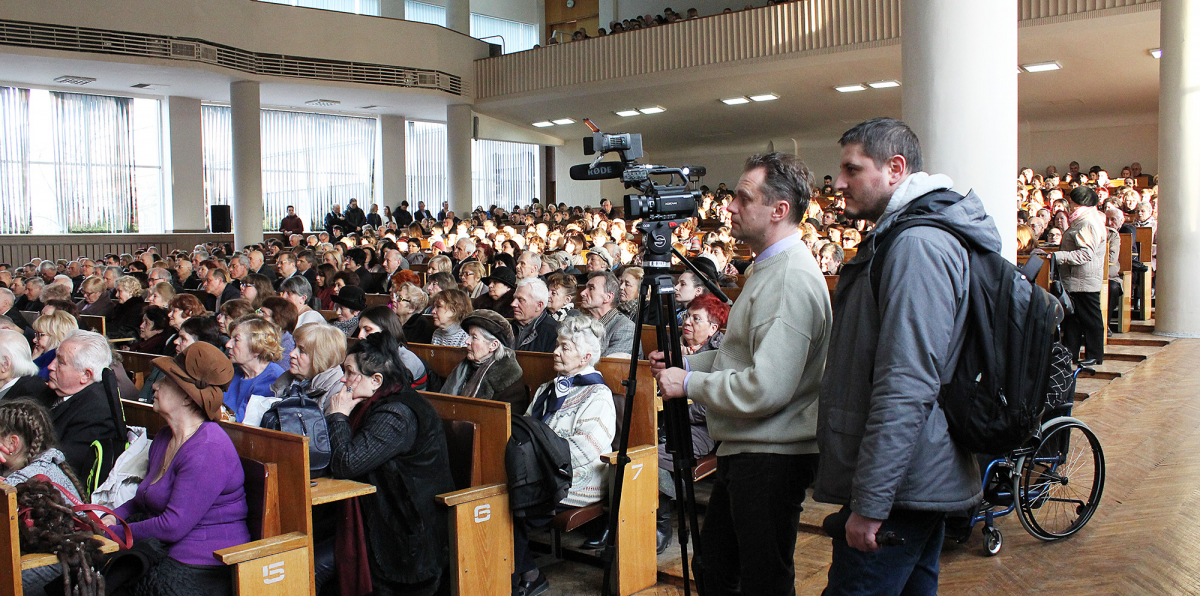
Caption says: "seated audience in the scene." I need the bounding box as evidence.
[513,315,616,595]
[108,275,147,340]
[239,272,275,308]
[147,280,176,310]
[330,286,366,337]
[356,306,429,389]
[460,261,487,300]
[681,293,729,356]
[474,267,517,318]
[512,277,560,353]
[45,329,123,482]
[546,272,581,322]
[112,342,249,594]
[222,317,286,425]
[31,310,78,378]
[393,282,434,344]
[0,329,56,406]
[441,310,526,410]
[259,296,299,365]
[218,299,256,336]
[581,271,636,358]
[272,322,346,414]
[279,275,326,328]
[325,332,455,595]
[431,288,473,347]
[129,306,173,355]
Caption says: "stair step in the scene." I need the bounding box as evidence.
[1104,352,1147,362]
[1109,337,1170,347]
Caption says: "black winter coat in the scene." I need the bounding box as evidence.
[51,381,122,484]
[107,296,145,340]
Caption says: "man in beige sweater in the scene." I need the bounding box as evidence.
[652,153,832,596]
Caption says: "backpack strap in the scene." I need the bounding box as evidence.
[868,189,968,302]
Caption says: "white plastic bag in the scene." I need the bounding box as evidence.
[91,426,150,509]
[242,394,282,427]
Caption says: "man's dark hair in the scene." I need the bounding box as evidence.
[743,152,814,225]
[838,117,924,175]
[1069,185,1100,208]
[287,205,294,210]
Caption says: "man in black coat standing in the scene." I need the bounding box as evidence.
[396,201,414,228]
[324,204,347,236]
[344,198,367,233]
[45,330,123,483]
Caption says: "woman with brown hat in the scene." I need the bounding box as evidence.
[440,309,526,412]
[109,342,250,594]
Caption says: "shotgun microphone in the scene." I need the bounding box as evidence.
[569,161,628,181]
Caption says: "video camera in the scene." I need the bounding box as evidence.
[569,120,705,270]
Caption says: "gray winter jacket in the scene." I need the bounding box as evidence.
[814,174,992,520]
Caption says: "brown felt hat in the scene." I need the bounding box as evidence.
[153,342,235,421]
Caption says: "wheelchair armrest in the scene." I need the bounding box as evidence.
[436,483,506,507]
[601,444,657,465]
[214,532,308,565]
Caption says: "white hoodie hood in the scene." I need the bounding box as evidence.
[874,172,955,234]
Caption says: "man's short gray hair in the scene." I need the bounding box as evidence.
[456,237,476,254]
[517,276,550,306]
[60,329,112,379]
[232,255,251,269]
[587,271,620,304]
[0,288,13,307]
[39,262,57,274]
[0,329,38,377]
[557,315,605,366]
[25,277,44,289]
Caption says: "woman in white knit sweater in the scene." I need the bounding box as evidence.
[1054,185,1108,364]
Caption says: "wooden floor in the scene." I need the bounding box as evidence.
[533,334,1197,595]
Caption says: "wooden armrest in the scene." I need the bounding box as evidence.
[214,532,308,565]
[23,538,120,570]
[436,482,506,507]
[601,444,658,465]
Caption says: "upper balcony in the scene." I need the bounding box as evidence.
[474,0,1158,101]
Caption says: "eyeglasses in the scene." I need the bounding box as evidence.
[681,313,712,325]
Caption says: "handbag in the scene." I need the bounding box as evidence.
[21,474,134,550]
[260,396,332,474]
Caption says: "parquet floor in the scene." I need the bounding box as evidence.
[545,337,1198,595]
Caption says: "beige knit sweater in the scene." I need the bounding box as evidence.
[685,237,832,456]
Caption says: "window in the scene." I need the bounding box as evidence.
[0,87,161,234]
[472,139,539,212]
[404,1,446,26]
[405,120,447,212]
[258,0,381,16]
[202,106,377,232]
[471,13,539,53]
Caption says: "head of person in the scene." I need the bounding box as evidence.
[0,399,63,476]
[138,306,171,341]
[168,293,207,330]
[279,275,314,312]
[391,282,428,321]
[344,332,411,399]
[545,272,577,313]
[673,270,707,307]
[722,152,814,252]
[47,330,112,397]
[229,255,251,280]
[226,317,284,368]
[431,288,473,330]
[586,248,613,273]
[553,315,605,377]
[460,261,486,292]
[276,252,297,279]
[1135,200,1154,222]
[291,323,347,380]
[32,310,78,355]
[1016,223,1035,255]
[835,118,923,222]
[144,281,174,310]
[205,269,231,297]
[240,273,275,306]
[331,286,366,322]
[21,277,44,302]
[259,296,299,334]
[516,251,542,280]
[176,315,224,353]
[0,330,38,385]
[427,255,452,275]
[41,299,78,319]
[453,238,476,262]
[617,266,644,303]
[682,293,730,349]
[512,277,550,325]
[818,242,845,274]
[483,268,518,300]
[580,271,619,314]
[1048,227,1064,245]
[425,271,458,297]
[152,342,234,421]
[1105,207,1125,232]
[461,309,515,365]
[1069,185,1100,209]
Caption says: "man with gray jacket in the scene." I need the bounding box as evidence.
[817,118,987,595]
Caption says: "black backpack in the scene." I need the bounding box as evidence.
[870,190,1068,454]
[260,396,332,475]
[505,415,572,518]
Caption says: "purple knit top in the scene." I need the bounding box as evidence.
[111,422,250,565]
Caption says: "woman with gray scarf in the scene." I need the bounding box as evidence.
[271,323,346,414]
[440,310,527,413]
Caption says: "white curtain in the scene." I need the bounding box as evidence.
[405,120,447,214]
[0,87,30,234]
[51,92,138,233]
[472,139,539,212]
[470,13,538,53]
[258,0,381,15]
[405,1,446,26]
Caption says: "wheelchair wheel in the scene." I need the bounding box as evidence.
[983,527,1002,556]
[1013,417,1105,540]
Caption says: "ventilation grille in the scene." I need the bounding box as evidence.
[0,19,462,95]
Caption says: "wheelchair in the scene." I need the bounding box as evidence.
[963,365,1106,556]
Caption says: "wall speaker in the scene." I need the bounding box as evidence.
[211,205,232,233]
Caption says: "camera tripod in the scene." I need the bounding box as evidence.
[600,220,729,596]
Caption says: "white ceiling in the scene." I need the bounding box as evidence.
[474,8,1162,155]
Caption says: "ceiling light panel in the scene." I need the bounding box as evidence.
[721,97,750,105]
[614,110,641,117]
[867,80,900,89]
[638,106,665,114]
[54,76,96,85]
[551,118,576,125]
[305,99,341,106]
[835,84,867,93]
[532,121,554,127]
[1020,61,1061,73]
[749,93,779,102]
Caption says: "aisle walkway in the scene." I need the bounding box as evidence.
[553,338,1200,596]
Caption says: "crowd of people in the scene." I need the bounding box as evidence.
[543,0,802,45]
[0,119,1160,595]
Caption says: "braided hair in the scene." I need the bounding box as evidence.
[0,399,86,499]
[16,479,105,596]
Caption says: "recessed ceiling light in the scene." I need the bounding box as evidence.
[614,110,641,117]
[1150,48,1162,59]
[638,106,665,114]
[551,118,576,125]
[305,99,341,106]
[835,84,867,93]
[721,97,750,105]
[749,93,779,102]
[1020,61,1061,73]
[532,121,554,127]
[54,76,96,85]
[359,105,384,109]
[867,80,900,89]
[130,83,169,90]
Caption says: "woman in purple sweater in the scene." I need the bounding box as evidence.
[110,342,250,594]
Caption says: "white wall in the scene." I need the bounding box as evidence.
[653,139,845,191]
[1021,112,1159,178]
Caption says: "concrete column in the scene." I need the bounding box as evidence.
[1155,0,1200,337]
[901,0,1017,260]
[379,115,408,212]
[446,0,470,34]
[446,104,474,217]
[379,0,404,19]
[165,96,206,233]
[230,81,263,248]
